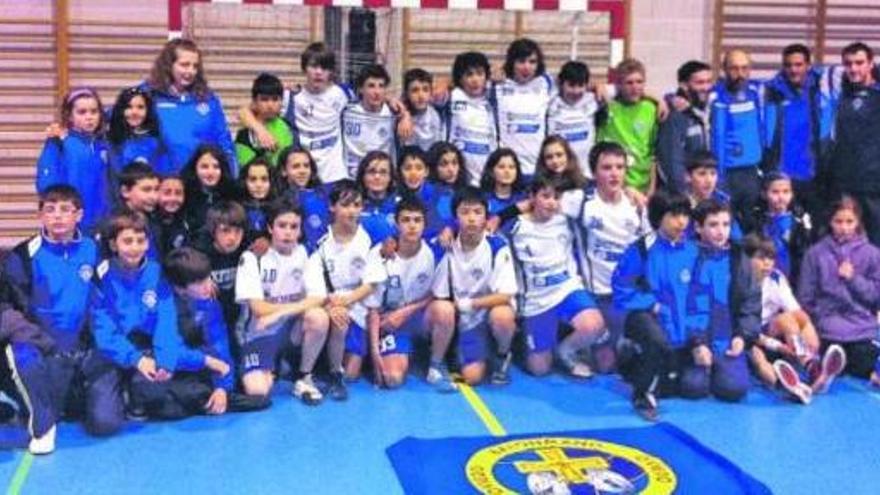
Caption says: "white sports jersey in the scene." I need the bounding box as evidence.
[761,270,801,327]
[364,240,440,310]
[432,235,517,331]
[496,75,554,175]
[509,213,584,316]
[562,189,649,295]
[284,85,354,183]
[308,225,380,328]
[404,106,444,152]
[235,246,324,342]
[447,87,498,186]
[342,102,397,178]
[546,93,600,179]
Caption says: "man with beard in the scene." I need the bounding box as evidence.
[657,60,713,194]
[710,49,765,232]
[828,42,880,245]
[763,44,835,224]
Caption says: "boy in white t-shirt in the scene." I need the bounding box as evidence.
[744,233,845,404]
[430,187,518,386]
[561,142,649,371]
[341,64,401,177]
[547,61,600,179]
[509,177,608,377]
[234,197,329,405]
[309,180,379,399]
[363,197,445,389]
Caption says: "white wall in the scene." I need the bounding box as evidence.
[628,0,714,94]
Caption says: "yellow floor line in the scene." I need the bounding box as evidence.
[458,382,508,437]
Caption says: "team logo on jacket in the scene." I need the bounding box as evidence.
[470,268,485,281]
[309,214,323,229]
[853,98,864,110]
[142,290,158,309]
[416,272,430,285]
[465,436,676,494]
[290,269,303,281]
[378,127,389,138]
[196,102,210,115]
[78,264,94,282]
[351,256,366,272]
[679,269,691,284]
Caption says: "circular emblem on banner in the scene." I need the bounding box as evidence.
[465,436,677,495]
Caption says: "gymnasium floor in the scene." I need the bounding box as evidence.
[1,367,879,494]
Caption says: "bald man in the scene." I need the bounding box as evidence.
[709,49,765,232]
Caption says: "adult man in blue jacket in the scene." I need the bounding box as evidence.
[710,49,765,231]
[764,44,835,224]
[828,42,880,245]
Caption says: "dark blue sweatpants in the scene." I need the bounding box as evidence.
[5,343,124,437]
[620,311,749,402]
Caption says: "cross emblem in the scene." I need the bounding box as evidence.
[513,448,610,484]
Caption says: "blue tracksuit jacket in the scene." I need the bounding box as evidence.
[35,131,111,233]
[91,258,182,371]
[710,80,765,175]
[3,232,98,353]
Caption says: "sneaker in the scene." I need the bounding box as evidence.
[426,363,457,393]
[228,393,272,412]
[125,406,148,422]
[28,424,56,455]
[632,392,658,422]
[490,352,513,386]
[557,348,594,379]
[812,344,847,394]
[293,376,323,406]
[327,372,348,401]
[773,359,812,405]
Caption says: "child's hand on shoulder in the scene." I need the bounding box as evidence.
[46,122,67,140]
[248,237,271,256]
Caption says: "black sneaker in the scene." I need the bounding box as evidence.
[126,406,148,422]
[490,352,512,386]
[327,372,348,401]
[228,393,272,412]
[632,392,658,422]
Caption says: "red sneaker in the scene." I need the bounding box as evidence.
[812,344,847,394]
[773,359,812,405]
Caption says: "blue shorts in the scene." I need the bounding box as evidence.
[458,323,489,366]
[524,289,597,354]
[240,332,288,373]
[346,310,427,357]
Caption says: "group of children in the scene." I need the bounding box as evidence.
[3,36,880,455]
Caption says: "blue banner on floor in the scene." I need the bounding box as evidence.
[387,422,770,494]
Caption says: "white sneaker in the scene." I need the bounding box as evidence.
[293,375,323,406]
[28,424,56,455]
[557,348,594,379]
